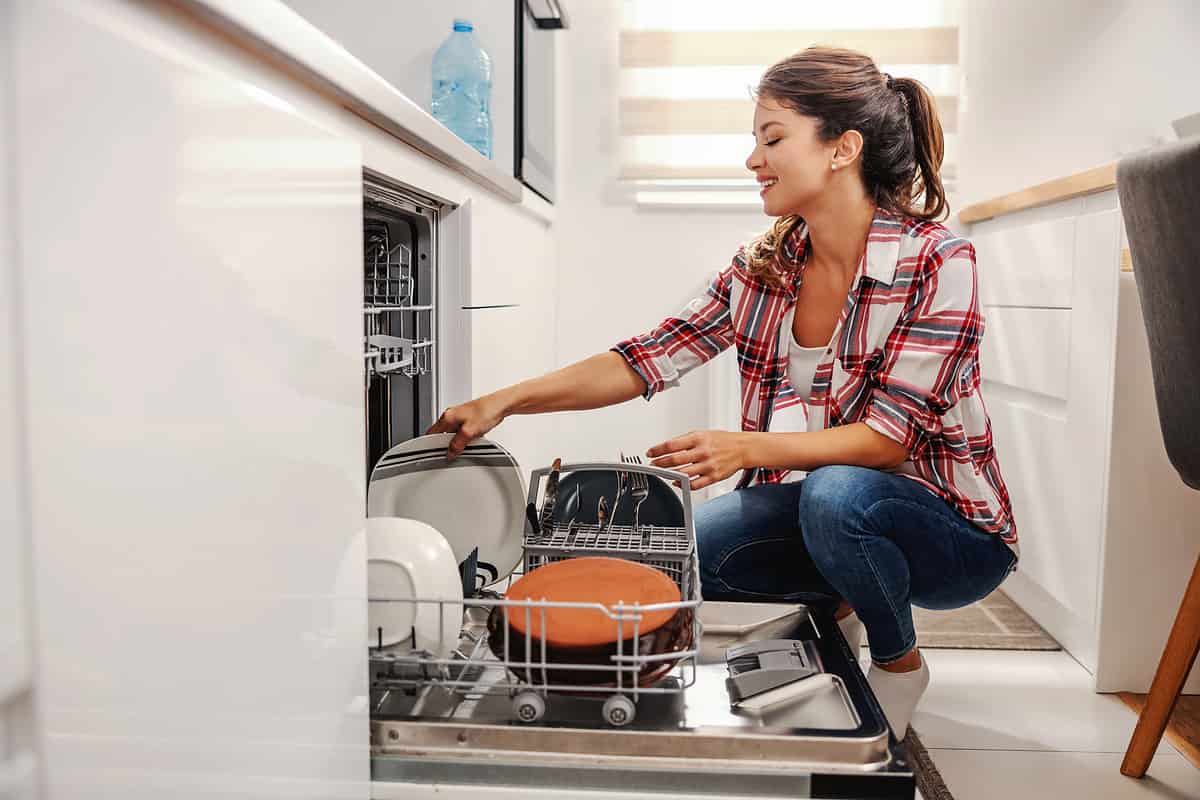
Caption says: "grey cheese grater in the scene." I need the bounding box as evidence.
[724,639,819,704]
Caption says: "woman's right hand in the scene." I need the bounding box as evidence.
[427,393,509,459]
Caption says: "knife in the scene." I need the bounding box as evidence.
[525,502,541,535]
[604,468,625,533]
[538,457,562,532]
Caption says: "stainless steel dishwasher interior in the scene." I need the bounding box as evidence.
[370,599,914,798]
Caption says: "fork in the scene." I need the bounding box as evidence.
[622,453,651,536]
[604,461,627,534]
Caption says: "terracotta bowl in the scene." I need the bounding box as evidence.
[487,557,694,688]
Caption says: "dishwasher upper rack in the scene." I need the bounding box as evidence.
[363,222,433,380]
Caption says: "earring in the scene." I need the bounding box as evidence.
[831,162,839,171]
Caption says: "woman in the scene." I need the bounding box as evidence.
[429,46,1019,739]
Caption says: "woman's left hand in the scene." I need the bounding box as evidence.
[646,430,751,491]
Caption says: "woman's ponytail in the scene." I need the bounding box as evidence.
[892,76,947,221]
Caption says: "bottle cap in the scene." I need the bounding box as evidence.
[453,19,473,32]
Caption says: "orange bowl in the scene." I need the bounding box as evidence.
[487,557,693,687]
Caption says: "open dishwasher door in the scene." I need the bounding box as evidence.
[370,608,913,800]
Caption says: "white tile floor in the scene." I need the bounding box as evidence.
[880,647,1200,800]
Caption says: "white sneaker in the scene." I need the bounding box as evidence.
[836,610,866,654]
[866,653,930,739]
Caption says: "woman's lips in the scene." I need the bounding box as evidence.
[759,180,778,197]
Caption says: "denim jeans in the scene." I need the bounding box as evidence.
[695,465,1018,664]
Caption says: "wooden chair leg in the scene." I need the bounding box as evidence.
[1121,555,1200,778]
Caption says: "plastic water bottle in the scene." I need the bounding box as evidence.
[431,19,493,159]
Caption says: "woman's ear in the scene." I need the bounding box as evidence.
[835,130,865,167]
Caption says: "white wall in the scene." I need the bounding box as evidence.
[552,1,769,465]
[283,0,516,177]
[959,0,1200,205]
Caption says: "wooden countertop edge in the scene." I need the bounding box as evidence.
[959,162,1117,225]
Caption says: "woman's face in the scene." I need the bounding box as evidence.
[745,96,836,217]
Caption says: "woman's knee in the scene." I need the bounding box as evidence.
[799,465,884,528]
[693,490,745,574]
[695,483,806,559]
[798,465,883,561]
[801,464,863,511]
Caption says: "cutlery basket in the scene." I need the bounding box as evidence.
[522,461,698,598]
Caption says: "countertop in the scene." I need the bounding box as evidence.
[172,0,525,202]
[958,163,1116,225]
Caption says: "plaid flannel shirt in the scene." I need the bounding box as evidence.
[612,210,1018,547]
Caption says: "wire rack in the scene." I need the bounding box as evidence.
[524,523,694,596]
[363,222,434,380]
[368,462,702,727]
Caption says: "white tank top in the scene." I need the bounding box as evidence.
[787,334,826,400]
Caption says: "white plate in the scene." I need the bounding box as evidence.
[367,433,525,585]
[366,517,462,656]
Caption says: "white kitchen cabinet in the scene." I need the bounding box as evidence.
[12,1,368,797]
[465,188,554,308]
[969,192,1200,693]
[972,197,1118,674]
[6,0,571,794]
[456,188,559,472]
[972,214,1078,308]
[466,303,559,479]
[1,4,41,791]
[1,2,31,711]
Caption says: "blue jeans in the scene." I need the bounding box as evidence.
[695,465,1018,664]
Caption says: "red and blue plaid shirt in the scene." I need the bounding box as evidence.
[613,210,1018,546]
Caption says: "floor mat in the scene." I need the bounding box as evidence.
[913,589,1060,650]
[906,728,954,799]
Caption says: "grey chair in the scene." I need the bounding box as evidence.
[1115,136,1200,778]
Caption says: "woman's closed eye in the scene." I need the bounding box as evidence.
[765,138,781,146]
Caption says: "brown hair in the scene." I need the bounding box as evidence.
[744,46,947,283]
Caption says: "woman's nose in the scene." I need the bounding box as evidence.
[745,146,761,172]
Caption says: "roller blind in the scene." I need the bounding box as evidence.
[619,1,964,193]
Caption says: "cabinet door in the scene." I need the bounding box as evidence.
[2,5,40,791]
[467,304,558,479]
[466,190,549,307]
[971,203,1121,671]
[14,1,367,797]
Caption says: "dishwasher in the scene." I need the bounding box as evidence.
[366,461,916,800]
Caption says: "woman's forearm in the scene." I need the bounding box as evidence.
[430,352,648,459]
[743,423,909,472]
[496,351,647,415]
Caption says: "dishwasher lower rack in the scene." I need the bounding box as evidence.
[369,591,703,727]
[369,461,705,727]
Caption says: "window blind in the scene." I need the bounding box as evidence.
[618,1,964,192]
